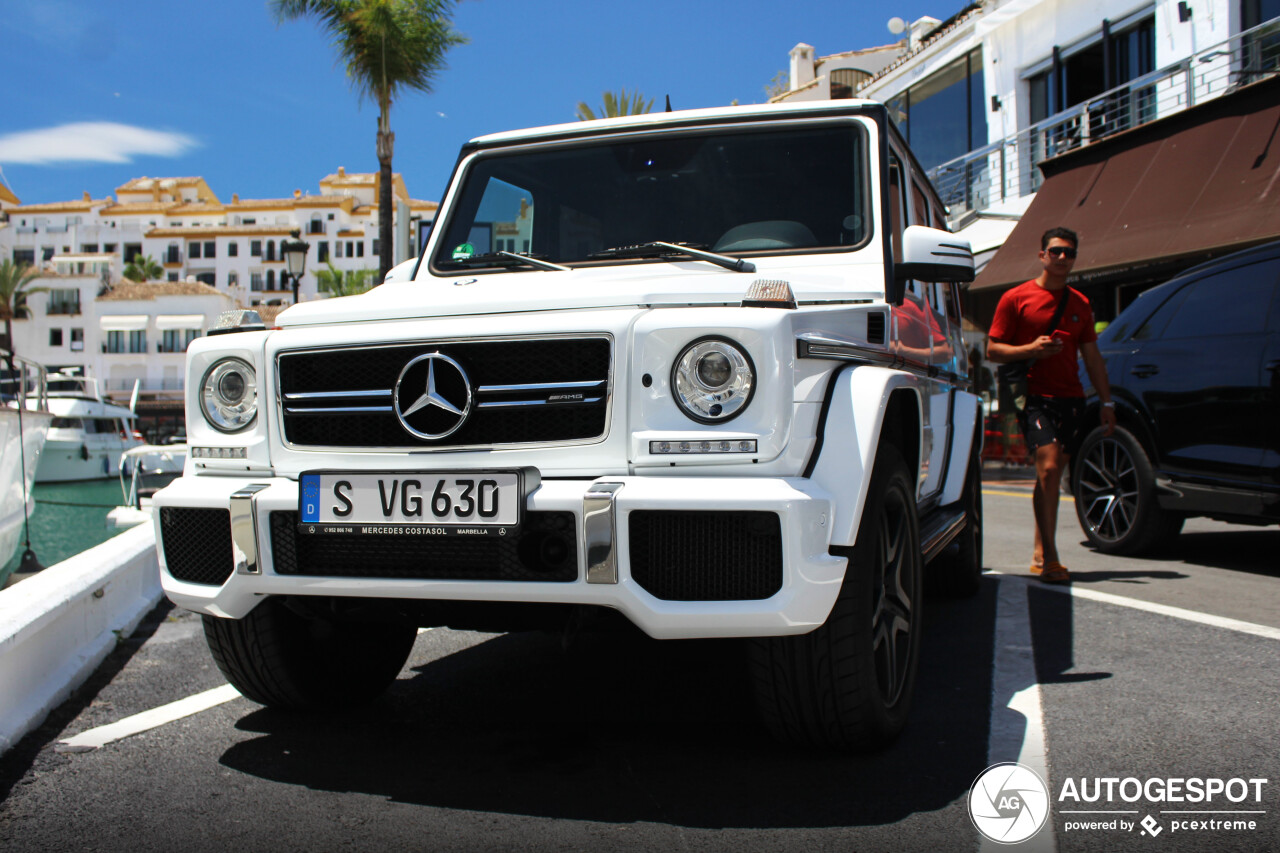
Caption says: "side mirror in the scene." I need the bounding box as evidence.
[895,225,975,285]
[382,258,417,285]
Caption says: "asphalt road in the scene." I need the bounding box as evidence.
[1,478,1276,853]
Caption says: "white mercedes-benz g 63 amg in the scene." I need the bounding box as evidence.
[155,100,982,750]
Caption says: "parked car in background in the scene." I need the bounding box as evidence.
[1073,241,1280,553]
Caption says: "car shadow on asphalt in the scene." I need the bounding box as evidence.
[1068,527,1280,581]
[218,584,998,829]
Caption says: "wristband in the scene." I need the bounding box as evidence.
[1101,401,1115,408]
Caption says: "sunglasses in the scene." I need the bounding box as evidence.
[1046,246,1078,259]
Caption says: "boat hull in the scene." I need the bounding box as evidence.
[0,408,52,567]
[36,434,145,482]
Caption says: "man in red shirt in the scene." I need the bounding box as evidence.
[987,228,1115,583]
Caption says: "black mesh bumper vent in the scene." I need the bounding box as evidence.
[160,507,234,586]
[277,337,611,449]
[628,511,783,601]
[270,511,578,582]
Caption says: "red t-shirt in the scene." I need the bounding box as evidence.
[989,281,1096,398]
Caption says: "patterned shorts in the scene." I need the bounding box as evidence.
[1016,396,1087,456]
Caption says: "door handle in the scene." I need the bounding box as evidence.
[1130,364,1159,378]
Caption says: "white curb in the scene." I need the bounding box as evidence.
[0,524,162,756]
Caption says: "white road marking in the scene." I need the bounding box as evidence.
[58,627,436,753]
[983,578,1058,853]
[992,571,1280,641]
[56,684,241,752]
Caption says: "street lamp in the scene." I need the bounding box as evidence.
[281,230,310,304]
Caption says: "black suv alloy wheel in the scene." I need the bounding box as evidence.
[1073,424,1183,555]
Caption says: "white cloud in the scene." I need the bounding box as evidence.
[0,123,197,166]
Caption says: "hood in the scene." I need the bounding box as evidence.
[274,260,885,327]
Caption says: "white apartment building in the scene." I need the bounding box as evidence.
[1,169,437,306]
[0,169,437,431]
[775,0,1280,318]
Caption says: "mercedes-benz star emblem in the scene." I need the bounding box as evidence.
[393,352,473,439]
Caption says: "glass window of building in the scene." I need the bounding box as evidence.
[830,69,870,99]
[884,48,986,171]
[1028,15,1156,125]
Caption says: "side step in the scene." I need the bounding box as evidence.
[919,505,967,564]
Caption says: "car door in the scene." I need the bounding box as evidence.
[1128,257,1279,485]
[1265,278,1280,489]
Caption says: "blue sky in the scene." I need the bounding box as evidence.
[0,0,944,206]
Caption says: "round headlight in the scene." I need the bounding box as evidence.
[672,337,754,423]
[200,358,258,432]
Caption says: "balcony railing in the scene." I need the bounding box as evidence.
[927,19,1280,222]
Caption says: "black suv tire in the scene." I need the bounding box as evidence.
[1072,424,1184,555]
[749,445,923,750]
[204,598,417,711]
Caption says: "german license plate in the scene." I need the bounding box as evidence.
[298,471,522,536]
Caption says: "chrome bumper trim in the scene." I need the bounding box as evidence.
[583,482,624,584]
[231,484,271,575]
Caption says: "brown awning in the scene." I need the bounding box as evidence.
[972,74,1280,291]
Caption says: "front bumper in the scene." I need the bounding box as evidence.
[153,474,845,639]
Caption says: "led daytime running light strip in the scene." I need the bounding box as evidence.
[650,439,757,454]
[192,446,248,459]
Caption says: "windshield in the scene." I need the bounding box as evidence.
[432,122,870,271]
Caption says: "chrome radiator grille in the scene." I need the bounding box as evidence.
[277,336,612,449]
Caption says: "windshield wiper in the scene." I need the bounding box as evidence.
[447,252,569,272]
[586,241,756,273]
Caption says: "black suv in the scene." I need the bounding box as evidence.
[1072,241,1280,554]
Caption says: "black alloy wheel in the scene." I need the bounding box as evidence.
[1073,425,1183,555]
[868,475,918,708]
[748,444,923,751]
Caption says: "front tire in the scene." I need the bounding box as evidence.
[203,598,417,711]
[749,445,923,751]
[1072,424,1183,555]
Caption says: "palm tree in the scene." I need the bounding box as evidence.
[575,89,654,121]
[0,259,48,354]
[272,0,466,284]
[314,261,376,297]
[122,254,163,282]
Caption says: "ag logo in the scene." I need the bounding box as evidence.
[968,762,1050,844]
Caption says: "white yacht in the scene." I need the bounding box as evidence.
[34,374,145,483]
[1,355,52,570]
[105,443,187,530]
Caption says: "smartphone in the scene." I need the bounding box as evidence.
[1051,329,1071,342]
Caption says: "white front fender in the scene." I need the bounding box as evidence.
[808,365,922,549]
